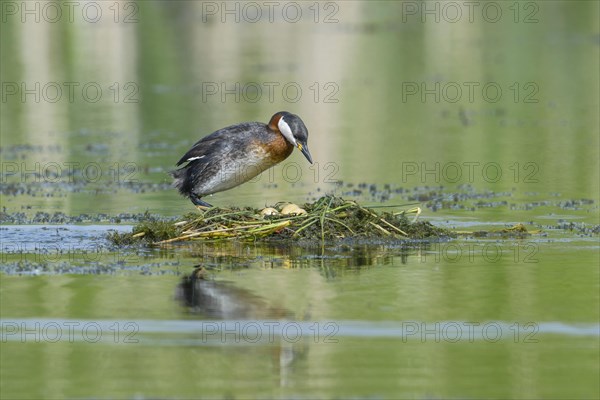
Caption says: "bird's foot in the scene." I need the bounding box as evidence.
[190,194,213,208]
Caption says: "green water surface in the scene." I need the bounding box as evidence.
[1,1,599,399]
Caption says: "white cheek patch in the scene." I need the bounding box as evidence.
[278,117,297,146]
[187,156,205,162]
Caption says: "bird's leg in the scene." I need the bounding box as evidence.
[190,193,213,208]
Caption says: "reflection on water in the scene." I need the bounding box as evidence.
[176,267,292,320]
[2,318,598,344]
[1,235,598,398]
[175,267,307,389]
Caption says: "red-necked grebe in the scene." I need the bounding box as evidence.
[172,111,312,207]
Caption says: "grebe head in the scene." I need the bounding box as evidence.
[269,111,313,164]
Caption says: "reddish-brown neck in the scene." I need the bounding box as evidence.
[267,113,283,132]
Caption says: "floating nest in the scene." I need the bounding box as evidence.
[108,195,452,245]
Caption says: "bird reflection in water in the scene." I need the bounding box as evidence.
[176,267,292,320]
[175,266,305,387]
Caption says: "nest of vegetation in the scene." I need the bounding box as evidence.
[108,196,453,246]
